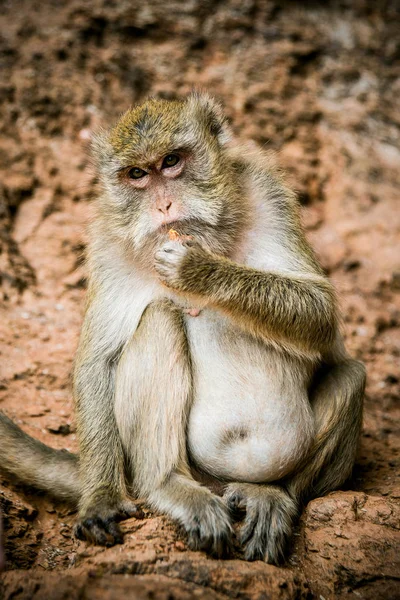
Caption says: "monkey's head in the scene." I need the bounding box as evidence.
[92,93,245,266]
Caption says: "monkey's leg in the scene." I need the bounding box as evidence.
[73,356,139,546]
[287,358,365,499]
[224,358,365,565]
[115,299,232,557]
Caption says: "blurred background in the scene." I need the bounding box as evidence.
[0,1,399,598]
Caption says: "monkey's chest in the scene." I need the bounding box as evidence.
[184,311,315,483]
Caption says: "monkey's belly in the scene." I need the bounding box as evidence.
[185,312,315,483]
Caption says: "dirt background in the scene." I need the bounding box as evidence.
[0,0,399,598]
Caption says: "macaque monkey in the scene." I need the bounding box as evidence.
[0,93,365,564]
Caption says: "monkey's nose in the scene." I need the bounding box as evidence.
[157,200,172,214]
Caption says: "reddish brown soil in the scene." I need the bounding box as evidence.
[0,1,399,598]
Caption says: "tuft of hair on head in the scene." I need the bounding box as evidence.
[90,127,115,171]
[187,91,232,147]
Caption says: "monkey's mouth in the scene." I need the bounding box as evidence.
[134,218,230,263]
[157,219,205,239]
[158,219,191,235]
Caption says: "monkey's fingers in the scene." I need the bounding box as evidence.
[187,524,233,558]
[188,529,232,558]
[154,244,186,288]
[242,493,296,564]
[223,485,248,520]
[74,516,124,547]
[74,498,142,546]
[184,497,233,558]
[223,483,297,565]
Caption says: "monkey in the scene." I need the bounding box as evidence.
[0,92,365,565]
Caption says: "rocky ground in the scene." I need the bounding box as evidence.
[0,1,399,598]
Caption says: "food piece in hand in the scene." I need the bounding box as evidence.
[168,228,180,241]
[168,228,193,243]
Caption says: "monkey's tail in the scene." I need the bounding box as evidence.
[289,358,366,499]
[0,412,80,505]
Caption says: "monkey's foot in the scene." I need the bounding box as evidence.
[183,495,233,558]
[74,498,141,547]
[223,483,297,565]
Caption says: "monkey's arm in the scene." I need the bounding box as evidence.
[155,244,337,356]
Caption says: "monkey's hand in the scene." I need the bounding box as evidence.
[156,238,336,354]
[74,498,142,547]
[154,239,207,291]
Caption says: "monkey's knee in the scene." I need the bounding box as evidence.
[117,297,188,377]
[139,298,182,325]
[311,357,365,430]
[130,298,188,353]
[288,358,365,500]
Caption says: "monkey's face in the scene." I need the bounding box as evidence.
[114,147,221,245]
[92,94,245,267]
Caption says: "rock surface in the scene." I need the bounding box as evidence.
[0,1,399,598]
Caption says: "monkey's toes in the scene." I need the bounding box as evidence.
[224,483,297,564]
[223,484,248,520]
[185,497,233,558]
[74,516,124,547]
[241,490,297,565]
[187,525,232,558]
[240,508,288,565]
[74,498,142,546]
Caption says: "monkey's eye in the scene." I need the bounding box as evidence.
[128,167,147,179]
[161,154,180,169]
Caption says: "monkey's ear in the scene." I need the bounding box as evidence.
[188,91,232,146]
[90,128,114,170]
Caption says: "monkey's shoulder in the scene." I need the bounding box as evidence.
[228,142,292,198]
[229,153,323,277]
